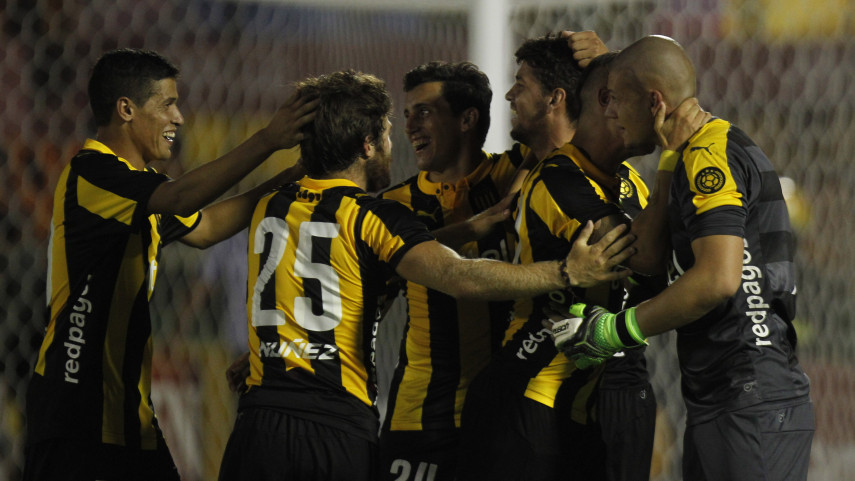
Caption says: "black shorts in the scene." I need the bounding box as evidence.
[23,433,179,481]
[598,383,657,481]
[457,366,564,481]
[379,428,459,481]
[218,406,378,481]
[683,400,814,481]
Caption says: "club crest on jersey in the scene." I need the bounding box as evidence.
[694,167,726,194]
[619,177,634,200]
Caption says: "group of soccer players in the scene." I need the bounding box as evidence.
[24,27,814,481]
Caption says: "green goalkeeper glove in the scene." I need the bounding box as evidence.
[557,303,648,369]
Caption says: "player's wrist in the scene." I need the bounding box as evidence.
[558,258,573,287]
[658,150,680,172]
[614,307,647,348]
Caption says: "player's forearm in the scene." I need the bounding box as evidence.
[629,169,672,275]
[433,197,513,250]
[149,130,279,216]
[633,271,727,336]
[432,221,477,251]
[182,164,304,248]
[443,258,564,300]
[634,239,741,336]
[397,241,564,301]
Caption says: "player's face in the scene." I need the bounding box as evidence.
[506,61,549,146]
[605,68,657,155]
[130,78,184,163]
[403,81,463,174]
[366,117,393,193]
[586,68,647,160]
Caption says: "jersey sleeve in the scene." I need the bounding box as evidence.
[680,123,748,240]
[71,152,169,227]
[159,211,202,245]
[359,198,435,269]
[535,158,623,242]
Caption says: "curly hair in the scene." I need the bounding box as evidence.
[514,34,583,122]
[295,70,392,177]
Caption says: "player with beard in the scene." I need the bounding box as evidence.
[457,35,707,480]
[217,69,639,481]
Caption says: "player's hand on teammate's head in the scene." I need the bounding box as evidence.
[562,221,634,288]
[654,97,712,151]
[226,351,251,394]
[560,30,609,68]
[261,90,320,151]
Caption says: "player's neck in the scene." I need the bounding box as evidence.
[95,127,146,170]
[571,127,624,175]
[325,159,369,190]
[531,121,575,161]
[426,145,483,185]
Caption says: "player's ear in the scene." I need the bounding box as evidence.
[362,136,375,159]
[650,90,664,110]
[549,88,566,110]
[460,107,479,133]
[117,97,134,122]
[598,88,610,108]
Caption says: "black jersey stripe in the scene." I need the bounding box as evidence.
[28,139,198,448]
[379,149,520,431]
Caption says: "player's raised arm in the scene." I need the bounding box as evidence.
[148,91,317,216]
[180,162,307,248]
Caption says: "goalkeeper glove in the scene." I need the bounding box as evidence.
[556,303,648,369]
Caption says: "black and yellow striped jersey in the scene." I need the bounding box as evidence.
[378,146,525,432]
[26,139,200,449]
[599,162,656,391]
[668,118,809,423]
[499,143,648,423]
[240,176,434,441]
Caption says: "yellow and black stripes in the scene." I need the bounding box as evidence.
[28,139,199,449]
[242,177,433,440]
[379,148,523,432]
[501,143,646,415]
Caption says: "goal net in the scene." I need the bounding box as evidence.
[1,1,852,480]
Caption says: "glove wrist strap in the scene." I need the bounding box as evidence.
[614,307,647,348]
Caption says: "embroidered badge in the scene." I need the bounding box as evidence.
[694,167,726,194]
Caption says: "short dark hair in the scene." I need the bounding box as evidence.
[577,51,619,108]
[403,61,492,147]
[88,49,180,126]
[295,70,391,177]
[514,34,583,122]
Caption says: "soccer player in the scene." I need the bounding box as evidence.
[557,35,815,481]
[216,70,636,481]
[377,61,528,481]
[457,35,708,481]
[23,48,316,481]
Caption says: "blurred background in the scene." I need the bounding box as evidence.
[1,0,854,479]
